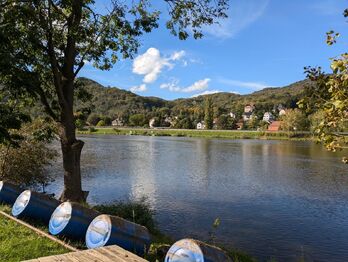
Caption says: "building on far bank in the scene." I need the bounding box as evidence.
[112,118,124,127]
[242,104,255,121]
[263,112,274,122]
[279,109,287,116]
[244,104,255,113]
[149,118,156,128]
[268,121,281,131]
[196,121,205,130]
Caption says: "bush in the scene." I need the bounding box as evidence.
[88,126,96,132]
[86,113,100,126]
[0,120,57,191]
[96,120,106,127]
[93,198,156,234]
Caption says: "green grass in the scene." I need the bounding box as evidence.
[78,127,312,141]
[0,206,69,261]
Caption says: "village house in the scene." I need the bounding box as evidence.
[149,118,156,128]
[242,104,255,121]
[279,109,287,116]
[263,112,274,122]
[196,121,205,130]
[111,118,124,127]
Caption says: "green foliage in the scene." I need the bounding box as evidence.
[75,118,86,130]
[87,113,101,126]
[94,198,157,235]
[96,120,106,127]
[298,8,348,163]
[280,109,309,132]
[0,94,31,146]
[204,97,214,129]
[129,113,147,127]
[0,120,57,191]
[216,114,237,129]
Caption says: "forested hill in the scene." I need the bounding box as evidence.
[76,77,310,119]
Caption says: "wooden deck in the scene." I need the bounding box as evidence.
[25,245,148,262]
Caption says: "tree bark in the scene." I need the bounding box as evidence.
[57,79,87,202]
[59,135,85,202]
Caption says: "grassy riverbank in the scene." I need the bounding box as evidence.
[78,127,312,141]
[0,205,69,261]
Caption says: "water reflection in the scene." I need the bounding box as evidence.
[46,135,348,261]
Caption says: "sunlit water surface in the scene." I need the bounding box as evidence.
[46,135,348,262]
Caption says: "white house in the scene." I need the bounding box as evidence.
[149,118,156,128]
[279,109,287,116]
[196,121,205,130]
[244,104,255,113]
[112,118,124,126]
[263,112,274,122]
[242,104,255,121]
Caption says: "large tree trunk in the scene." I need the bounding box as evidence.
[59,135,86,202]
[57,79,87,202]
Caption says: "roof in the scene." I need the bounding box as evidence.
[268,121,281,131]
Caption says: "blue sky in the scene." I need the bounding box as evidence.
[79,0,348,100]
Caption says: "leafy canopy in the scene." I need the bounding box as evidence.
[298,8,348,164]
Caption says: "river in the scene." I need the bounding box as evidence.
[46,135,348,261]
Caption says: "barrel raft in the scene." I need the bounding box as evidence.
[165,238,232,262]
[12,190,61,223]
[85,214,151,256]
[0,181,23,205]
[49,201,100,240]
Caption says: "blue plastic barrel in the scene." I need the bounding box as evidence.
[85,214,151,256]
[49,202,100,240]
[165,239,232,262]
[0,181,22,205]
[12,190,61,223]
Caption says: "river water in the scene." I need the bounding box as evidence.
[46,135,348,261]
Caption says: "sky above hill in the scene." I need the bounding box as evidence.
[79,0,348,100]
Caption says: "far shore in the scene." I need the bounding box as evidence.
[77,127,313,141]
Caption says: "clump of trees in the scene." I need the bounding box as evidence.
[280,109,309,132]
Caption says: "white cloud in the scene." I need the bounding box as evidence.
[205,0,270,39]
[191,90,223,97]
[132,48,186,84]
[160,78,211,93]
[170,50,186,61]
[182,78,210,92]
[160,79,181,92]
[130,84,147,92]
[218,78,270,90]
[132,48,171,83]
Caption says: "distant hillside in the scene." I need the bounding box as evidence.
[76,77,311,121]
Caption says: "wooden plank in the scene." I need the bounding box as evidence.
[25,245,148,262]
